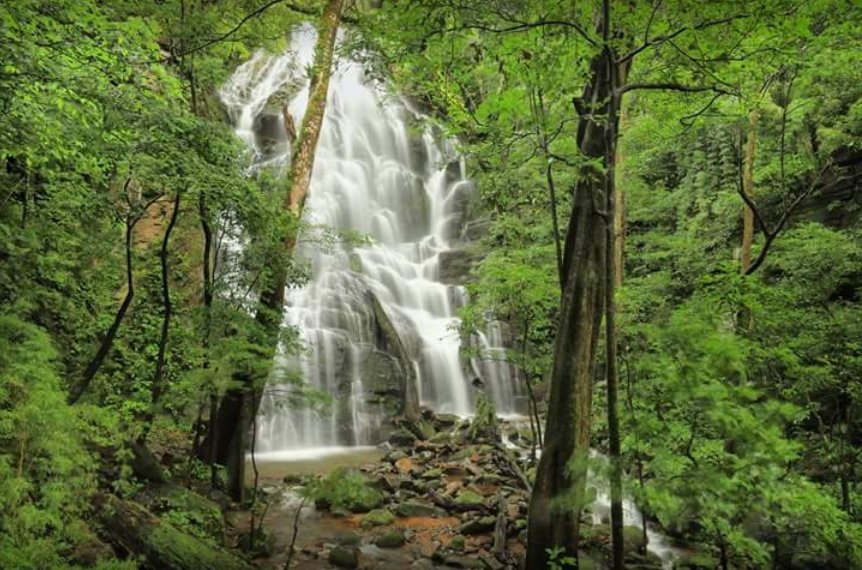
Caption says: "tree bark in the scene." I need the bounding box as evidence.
[527,49,615,569]
[150,191,182,417]
[604,40,625,570]
[740,109,758,273]
[99,495,254,570]
[69,187,153,404]
[198,0,344,501]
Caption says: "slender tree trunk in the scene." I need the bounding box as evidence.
[614,106,627,289]
[604,45,625,570]
[69,189,147,404]
[150,191,182,415]
[741,110,758,273]
[200,0,344,501]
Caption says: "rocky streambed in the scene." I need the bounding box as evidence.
[248,413,677,570]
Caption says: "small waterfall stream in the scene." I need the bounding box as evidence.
[220,26,524,454]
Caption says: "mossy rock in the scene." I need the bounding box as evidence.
[459,516,496,535]
[674,551,715,569]
[454,490,486,508]
[449,535,466,551]
[389,429,418,447]
[396,501,446,518]
[422,468,444,480]
[375,530,406,548]
[361,509,396,528]
[623,525,647,554]
[153,485,225,543]
[334,532,362,547]
[452,444,493,460]
[329,545,359,568]
[429,431,452,444]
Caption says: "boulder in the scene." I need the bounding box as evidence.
[459,516,497,535]
[361,509,396,528]
[397,501,446,518]
[329,546,359,568]
[454,489,486,509]
[375,530,406,548]
[438,245,484,286]
[389,429,418,447]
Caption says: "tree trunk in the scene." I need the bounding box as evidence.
[149,191,182,422]
[69,201,138,404]
[604,49,625,570]
[198,0,344,501]
[614,106,627,289]
[527,47,616,569]
[99,495,254,570]
[740,110,758,273]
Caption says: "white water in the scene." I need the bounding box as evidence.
[220,26,522,452]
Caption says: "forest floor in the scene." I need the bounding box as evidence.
[226,416,670,570]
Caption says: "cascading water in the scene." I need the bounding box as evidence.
[220,26,524,455]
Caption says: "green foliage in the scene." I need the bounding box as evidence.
[0,316,106,568]
[304,468,383,513]
[545,546,577,570]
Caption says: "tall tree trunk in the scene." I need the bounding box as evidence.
[527,49,619,569]
[614,106,627,289]
[198,0,344,501]
[740,110,758,273]
[604,45,625,570]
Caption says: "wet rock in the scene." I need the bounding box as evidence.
[396,501,446,518]
[389,429,418,447]
[461,218,490,242]
[438,245,483,286]
[623,525,647,555]
[362,508,396,528]
[375,530,406,548]
[334,532,362,547]
[385,450,408,463]
[329,545,359,568]
[434,414,461,430]
[411,559,436,569]
[459,516,496,535]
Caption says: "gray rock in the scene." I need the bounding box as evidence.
[375,530,406,548]
[396,501,446,518]
[459,516,496,535]
[329,545,359,568]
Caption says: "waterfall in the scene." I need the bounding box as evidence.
[220,26,523,454]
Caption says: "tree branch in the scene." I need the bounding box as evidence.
[621,82,733,95]
[444,19,597,47]
[618,13,749,63]
[745,162,831,275]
